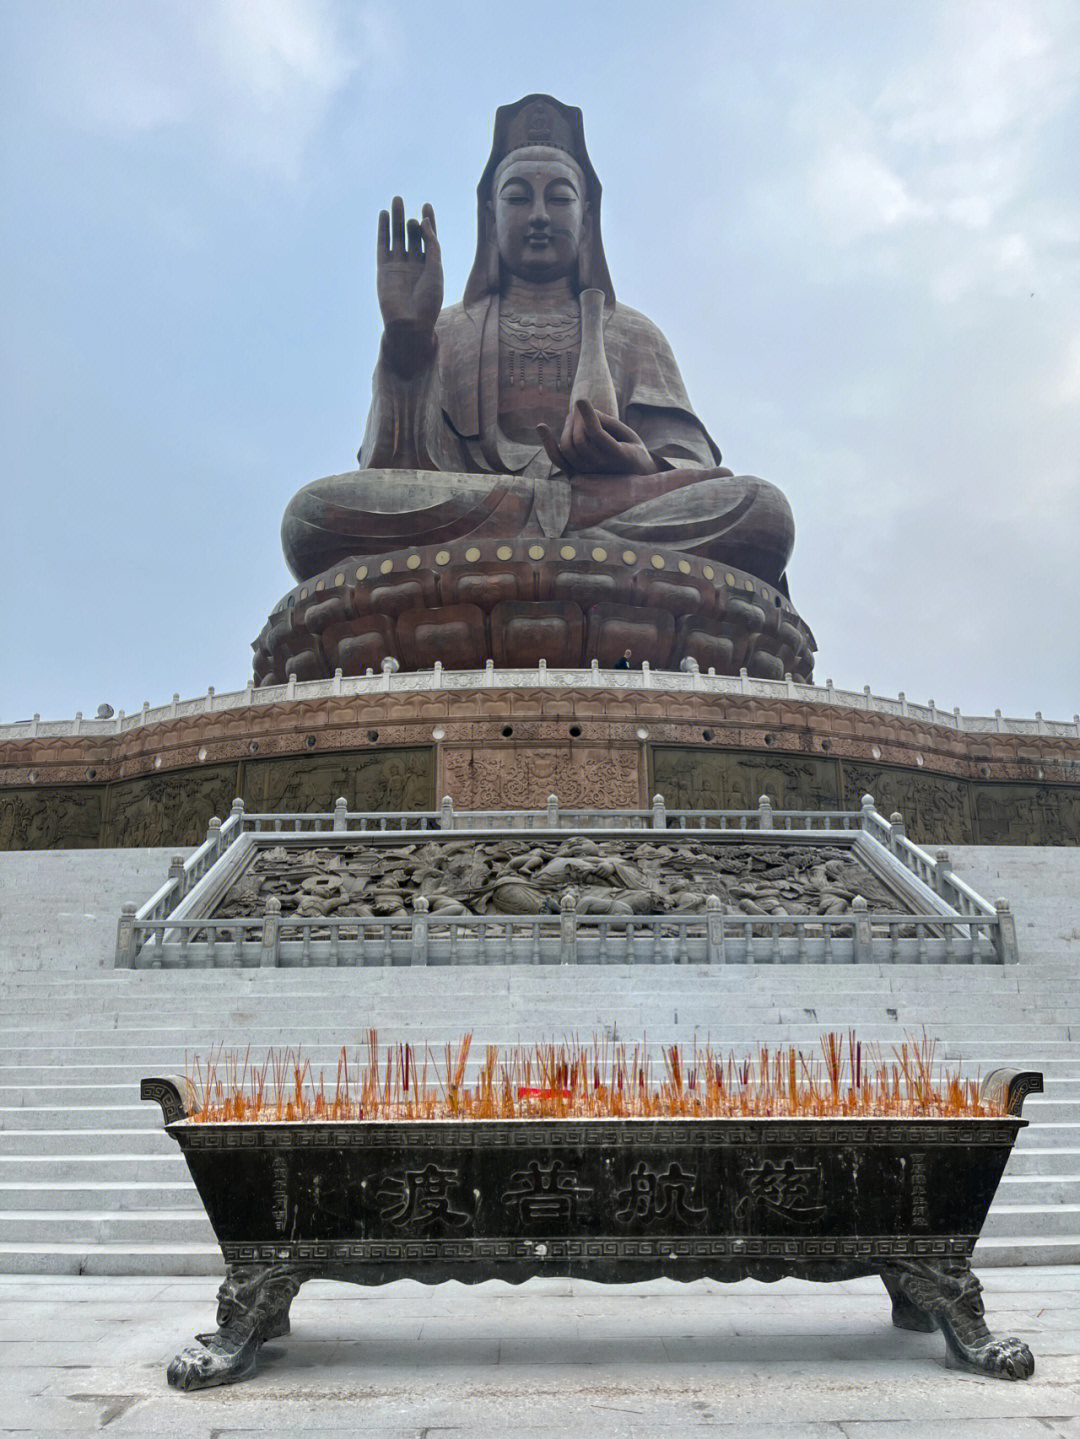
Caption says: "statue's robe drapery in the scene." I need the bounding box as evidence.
[359,296,721,476]
[281,297,794,587]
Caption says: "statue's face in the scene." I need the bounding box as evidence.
[490,151,587,283]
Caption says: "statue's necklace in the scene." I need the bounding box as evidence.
[499,305,580,393]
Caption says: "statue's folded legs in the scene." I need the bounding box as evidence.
[282,467,795,591]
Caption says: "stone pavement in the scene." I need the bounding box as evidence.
[2,1268,1077,1437]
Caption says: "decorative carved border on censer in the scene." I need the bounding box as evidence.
[175,1120,1022,1150]
[220,1235,977,1265]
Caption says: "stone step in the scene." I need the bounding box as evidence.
[0,1154,189,1182]
[0,1129,175,1156]
[981,1203,1080,1239]
[973,1235,1080,1266]
[7,966,1055,987]
[0,1209,217,1245]
[0,1106,160,1131]
[0,1241,224,1276]
[997,1174,1080,1204]
[0,1031,1071,1064]
[1011,1122,1080,1146]
[4,1055,1076,1087]
[0,1182,199,1211]
[1003,1147,1080,1175]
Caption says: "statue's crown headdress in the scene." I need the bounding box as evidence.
[498,96,580,163]
[465,94,614,307]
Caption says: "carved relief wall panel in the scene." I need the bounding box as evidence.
[972,783,1080,847]
[839,762,975,845]
[443,744,640,811]
[0,787,104,849]
[240,748,434,815]
[103,767,239,847]
[651,747,842,813]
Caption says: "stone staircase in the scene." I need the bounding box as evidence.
[0,962,1077,1274]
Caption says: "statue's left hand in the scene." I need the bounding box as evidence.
[538,399,658,476]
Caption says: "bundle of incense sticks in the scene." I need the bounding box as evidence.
[184,1031,1003,1123]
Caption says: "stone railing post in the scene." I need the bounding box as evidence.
[440,795,454,830]
[167,855,186,901]
[859,794,876,829]
[993,899,1019,965]
[333,796,348,832]
[934,850,952,899]
[559,890,577,965]
[411,897,429,966]
[546,794,559,828]
[706,894,725,964]
[115,903,138,968]
[261,896,281,968]
[205,816,221,854]
[652,793,666,830]
[889,812,906,847]
[757,794,774,830]
[230,796,245,826]
[851,895,870,963]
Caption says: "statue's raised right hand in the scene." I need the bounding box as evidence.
[377,198,443,378]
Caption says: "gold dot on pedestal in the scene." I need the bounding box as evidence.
[529,544,545,560]
[406,555,421,570]
[725,572,735,586]
[315,579,325,591]
[703,565,715,580]
[497,545,513,560]
[334,572,345,587]
[651,555,665,569]
[560,544,576,559]
[435,551,450,566]
[745,579,755,591]
[380,559,393,574]
[622,550,637,564]
[678,560,691,574]
[465,546,481,562]
[592,547,607,562]
[300,587,308,599]
[356,565,368,581]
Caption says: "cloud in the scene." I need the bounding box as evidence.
[37,0,392,178]
[1049,333,1080,406]
[877,0,1078,147]
[787,1,1080,299]
[810,119,931,242]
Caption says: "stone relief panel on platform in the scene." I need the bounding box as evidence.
[443,745,639,811]
[972,783,1080,846]
[241,749,434,815]
[209,835,904,920]
[651,748,841,813]
[839,763,974,845]
[0,787,104,849]
[103,768,239,848]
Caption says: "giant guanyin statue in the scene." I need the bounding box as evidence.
[256,96,814,683]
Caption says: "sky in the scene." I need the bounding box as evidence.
[2,0,1078,724]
